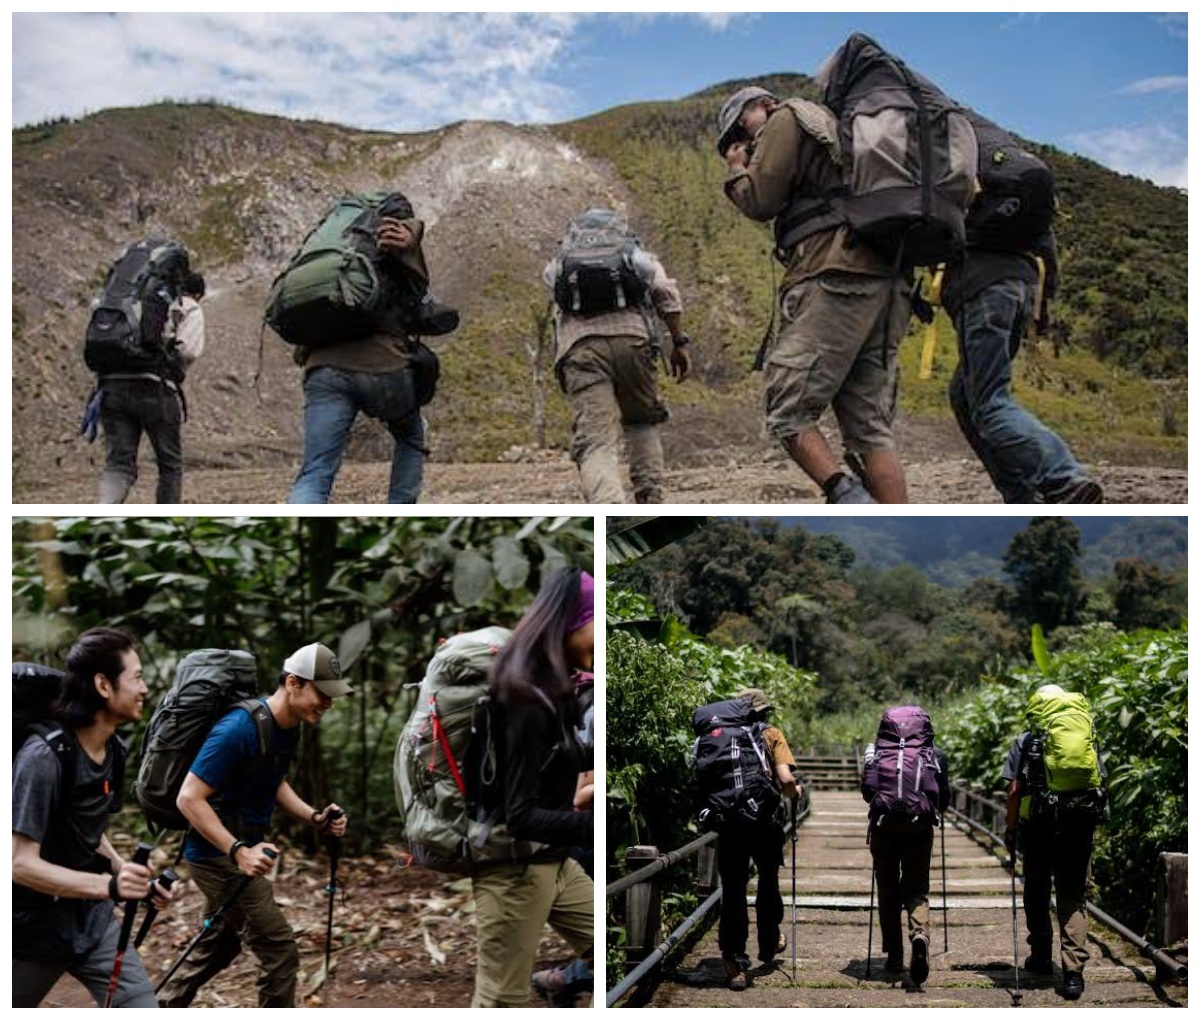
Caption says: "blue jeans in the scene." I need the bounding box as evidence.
[948,278,1086,503]
[288,366,424,504]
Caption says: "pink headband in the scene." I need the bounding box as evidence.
[567,571,595,633]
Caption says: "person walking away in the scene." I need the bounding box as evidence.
[470,567,595,1007]
[1001,684,1107,1001]
[12,628,173,1006]
[545,209,691,503]
[157,643,351,1007]
[861,705,951,985]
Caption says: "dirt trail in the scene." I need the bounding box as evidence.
[644,791,1186,1008]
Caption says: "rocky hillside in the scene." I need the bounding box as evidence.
[12,86,1188,495]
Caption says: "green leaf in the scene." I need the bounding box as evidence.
[1031,624,1053,675]
[492,536,530,590]
[452,550,494,607]
[339,619,373,672]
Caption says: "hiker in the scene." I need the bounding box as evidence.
[862,705,951,985]
[470,567,595,1007]
[13,628,173,1007]
[945,112,1103,504]
[694,688,799,991]
[284,194,457,504]
[544,208,692,504]
[1001,684,1107,1001]
[718,86,913,503]
[89,239,205,503]
[157,642,352,1008]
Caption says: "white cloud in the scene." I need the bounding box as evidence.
[1120,76,1188,96]
[1154,13,1187,40]
[1068,123,1188,189]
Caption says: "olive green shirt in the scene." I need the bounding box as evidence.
[724,104,893,289]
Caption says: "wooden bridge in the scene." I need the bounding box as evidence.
[611,756,1187,1008]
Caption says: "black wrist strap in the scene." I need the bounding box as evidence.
[108,873,123,902]
[228,839,246,863]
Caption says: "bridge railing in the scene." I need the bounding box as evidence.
[605,796,812,1006]
[946,781,1187,982]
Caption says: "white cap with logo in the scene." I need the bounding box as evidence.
[283,643,354,698]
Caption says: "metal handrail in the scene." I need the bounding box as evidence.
[946,783,1187,980]
[605,831,718,899]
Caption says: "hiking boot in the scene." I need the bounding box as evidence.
[410,295,460,336]
[759,932,786,964]
[885,951,905,973]
[909,935,930,985]
[1045,478,1103,504]
[1062,971,1084,1000]
[825,474,876,505]
[1023,954,1054,976]
[723,955,747,991]
[531,967,576,1007]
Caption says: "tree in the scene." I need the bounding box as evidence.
[1112,557,1185,632]
[1002,517,1086,632]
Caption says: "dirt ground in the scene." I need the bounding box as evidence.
[40,844,589,1009]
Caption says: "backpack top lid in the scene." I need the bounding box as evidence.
[13,662,67,759]
[693,696,759,737]
[876,705,934,746]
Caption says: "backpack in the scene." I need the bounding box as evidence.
[552,210,651,316]
[965,110,1057,251]
[1020,689,1105,826]
[780,33,978,268]
[13,662,126,807]
[394,627,548,872]
[264,191,422,349]
[83,239,191,380]
[135,649,268,831]
[865,705,942,824]
[691,697,782,830]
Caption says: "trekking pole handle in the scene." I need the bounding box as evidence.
[325,808,345,869]
[134,869,178,949]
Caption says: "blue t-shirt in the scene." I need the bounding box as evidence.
[184,700,298,862]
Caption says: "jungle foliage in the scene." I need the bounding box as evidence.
[12,515,593,853]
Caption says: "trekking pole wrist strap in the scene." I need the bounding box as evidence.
[108,874,124,902]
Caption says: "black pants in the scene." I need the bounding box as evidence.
[99,378,183,503]
[717,823,784,962]
[1021,821,1095,972]
[870,824,934,956]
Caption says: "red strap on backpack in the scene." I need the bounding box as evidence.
[428,698,467,797]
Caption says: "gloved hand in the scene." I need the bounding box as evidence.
[80,388,103,443]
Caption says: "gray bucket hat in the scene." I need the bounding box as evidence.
[717,85,777,156]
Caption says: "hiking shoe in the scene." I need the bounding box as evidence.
[723,955,747,991]
[1045,478,1103,504]
[1062,972,1084,1000]
[826,474,876,505]
[410,296,460,336]
[759,932,787,964]
[885,951,905,973]
[909,935,930,985]
[1023,954,1054,976]
[531,967,576,1007]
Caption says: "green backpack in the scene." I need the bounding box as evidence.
[264,192,415,349]
[1020,688,1105,825]
[394,627,546,872]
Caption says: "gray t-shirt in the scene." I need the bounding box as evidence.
[12,732,119,962]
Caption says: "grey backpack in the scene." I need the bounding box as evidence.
[552,210,651,315]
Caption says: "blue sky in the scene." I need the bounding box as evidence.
[11,12,1188,187]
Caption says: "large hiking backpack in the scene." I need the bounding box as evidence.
[552,210,651,316]
[83,239,191,379]
[1020,688,1104,826]
[965,110,1057,251]
[13,662,126,807]
[781,33,978,268]
[866,705,942,823]
[691,697,782,830]
[135,649,268,830]
[394,627,548,872]
[264,191,422,348]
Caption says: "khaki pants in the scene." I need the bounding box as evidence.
[1021,822,1094,973]
[870,825,934,956]
[471,857,594,1008]
[558,335,668,503]
[157,856,299,1008]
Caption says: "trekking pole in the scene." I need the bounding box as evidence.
[103,842,153,1008]
[322,808,346,1000]
[790,796,798,983]
[941,817,949,953]
[866,861,876,979]
[133,869,179,949]
[1009,853,1022,1007]
[155,847,278,994]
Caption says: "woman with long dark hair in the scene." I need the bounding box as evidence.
[470,567,594,1008]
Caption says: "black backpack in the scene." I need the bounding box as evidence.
[780,34,978,268]
[135,649,269,831]
[552,210,651,316]
[84,239,190,380]
[13,662,126,807]
[965,110,1057,251]
[691,697,782,830]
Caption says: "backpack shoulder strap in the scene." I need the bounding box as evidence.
[28,721,78,794]
[233,698,274,758]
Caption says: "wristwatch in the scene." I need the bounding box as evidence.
[228,839,246,863]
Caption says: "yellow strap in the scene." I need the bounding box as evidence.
[920,322,938,380]
[927,265,945,308]
[1028,255,1047,340]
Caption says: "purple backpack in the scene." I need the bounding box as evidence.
[865,705,942,823]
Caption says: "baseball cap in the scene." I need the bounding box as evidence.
[736,687,773,714]
[283,643,354,698]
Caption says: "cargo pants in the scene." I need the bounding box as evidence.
[157,856,299,1008]
[1020,821,1094,973]
[870,824,934,957]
